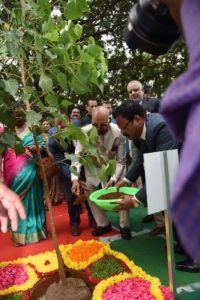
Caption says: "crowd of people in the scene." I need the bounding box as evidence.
[1,79,198,274]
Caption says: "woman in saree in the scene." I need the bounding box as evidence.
[2,105,48,245]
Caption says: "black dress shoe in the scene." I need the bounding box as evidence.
[176,259,200,273]
[70,225,81,236]
[92,224,112,236]
[149,226,165,236]
[89,219,97,228]
[174,244,185,254]
[142,214,154,223]
[120,227,132,240]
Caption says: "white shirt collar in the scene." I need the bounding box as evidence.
[140,122,146,141]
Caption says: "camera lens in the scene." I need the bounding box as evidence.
[124,0,181,55]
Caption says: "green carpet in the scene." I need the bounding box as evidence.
[107,206,200,299]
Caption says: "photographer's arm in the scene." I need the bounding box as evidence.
[0,183,26,232]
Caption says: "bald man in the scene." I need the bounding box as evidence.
[71,106,131,239]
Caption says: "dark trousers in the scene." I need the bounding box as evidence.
[61,171,81,226]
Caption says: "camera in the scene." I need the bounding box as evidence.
[124,0,181,55]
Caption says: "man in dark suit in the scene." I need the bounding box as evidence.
[48,121,95,236]
[127,80,160,224]
[127,80,160,113]
[113,100,180,213]
[80,99,97,127]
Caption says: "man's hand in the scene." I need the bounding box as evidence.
[104,179,115,189]
[115,179,129,189]
[72,179,81,195]
[113,195,140,211]
[79,180,92,192]
[0,183,26,233]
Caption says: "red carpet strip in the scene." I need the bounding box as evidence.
[0,203,119,262]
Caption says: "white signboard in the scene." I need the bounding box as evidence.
[144,150,179,215]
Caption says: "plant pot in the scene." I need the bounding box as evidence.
[30,269,94,300]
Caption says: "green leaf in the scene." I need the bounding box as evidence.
[71,63,91,94]
[57,73,68,90]
[70,165,79,177]
[99,160,116,182]
[85,44,102,59]
[21,92,31,103]
[100,55,108,77]
[90,68,99,86]
[64,0,90,20]
[36,53,43,66]
[61,99,73,108]
[33,34,46,52]
[42,19,54,33]
[74,24,83,39]
[64,153,79,163]
[14,144,25,155]
[0,132,16,148]
[6,41,18,56]
[1,79,19,97]
[81,156,96,177]
[0,110,15,129]
[88,127,98,144]
[45,49,57,59]
[0,45,8,55]
[47,107,58,113]
[39,74,53,93]
[45,94,58,107]
[59,23,82,45]
[45,30,59,42]
[34,0,51,18]
[26,110,42,126]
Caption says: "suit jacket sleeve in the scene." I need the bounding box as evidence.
[135,186,147,205]
[125,143,145,183]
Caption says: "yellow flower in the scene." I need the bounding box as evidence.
[25,250,58,273]
[150,282,164,300]
[0,240,167,299]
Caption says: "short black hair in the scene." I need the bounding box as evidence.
[69,105,81,114]
[13,101,25,111]
[113,100,146,121]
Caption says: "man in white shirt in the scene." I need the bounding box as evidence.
[71,106,132,239]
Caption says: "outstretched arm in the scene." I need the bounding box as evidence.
[0,183,26,233]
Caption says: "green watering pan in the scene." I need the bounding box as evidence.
[89,186,139,211]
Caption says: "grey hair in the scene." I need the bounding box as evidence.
[127,80,143,90]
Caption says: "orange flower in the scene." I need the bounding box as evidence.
[69,241,104,262]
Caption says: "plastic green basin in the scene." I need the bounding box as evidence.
[89,186,139,211]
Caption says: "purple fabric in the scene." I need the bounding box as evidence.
[160,0,200,265]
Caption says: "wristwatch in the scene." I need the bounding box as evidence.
[131,195,141,207]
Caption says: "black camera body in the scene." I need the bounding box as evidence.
[124,0,181,55]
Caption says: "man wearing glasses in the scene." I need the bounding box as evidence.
[112,100,180,215]
[71,106,132,239]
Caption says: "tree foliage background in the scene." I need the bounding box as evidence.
[0,0,117,180]
[0,0,187,110]
[79,0,187,104]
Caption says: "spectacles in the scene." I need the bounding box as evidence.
[121,120,132,130]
